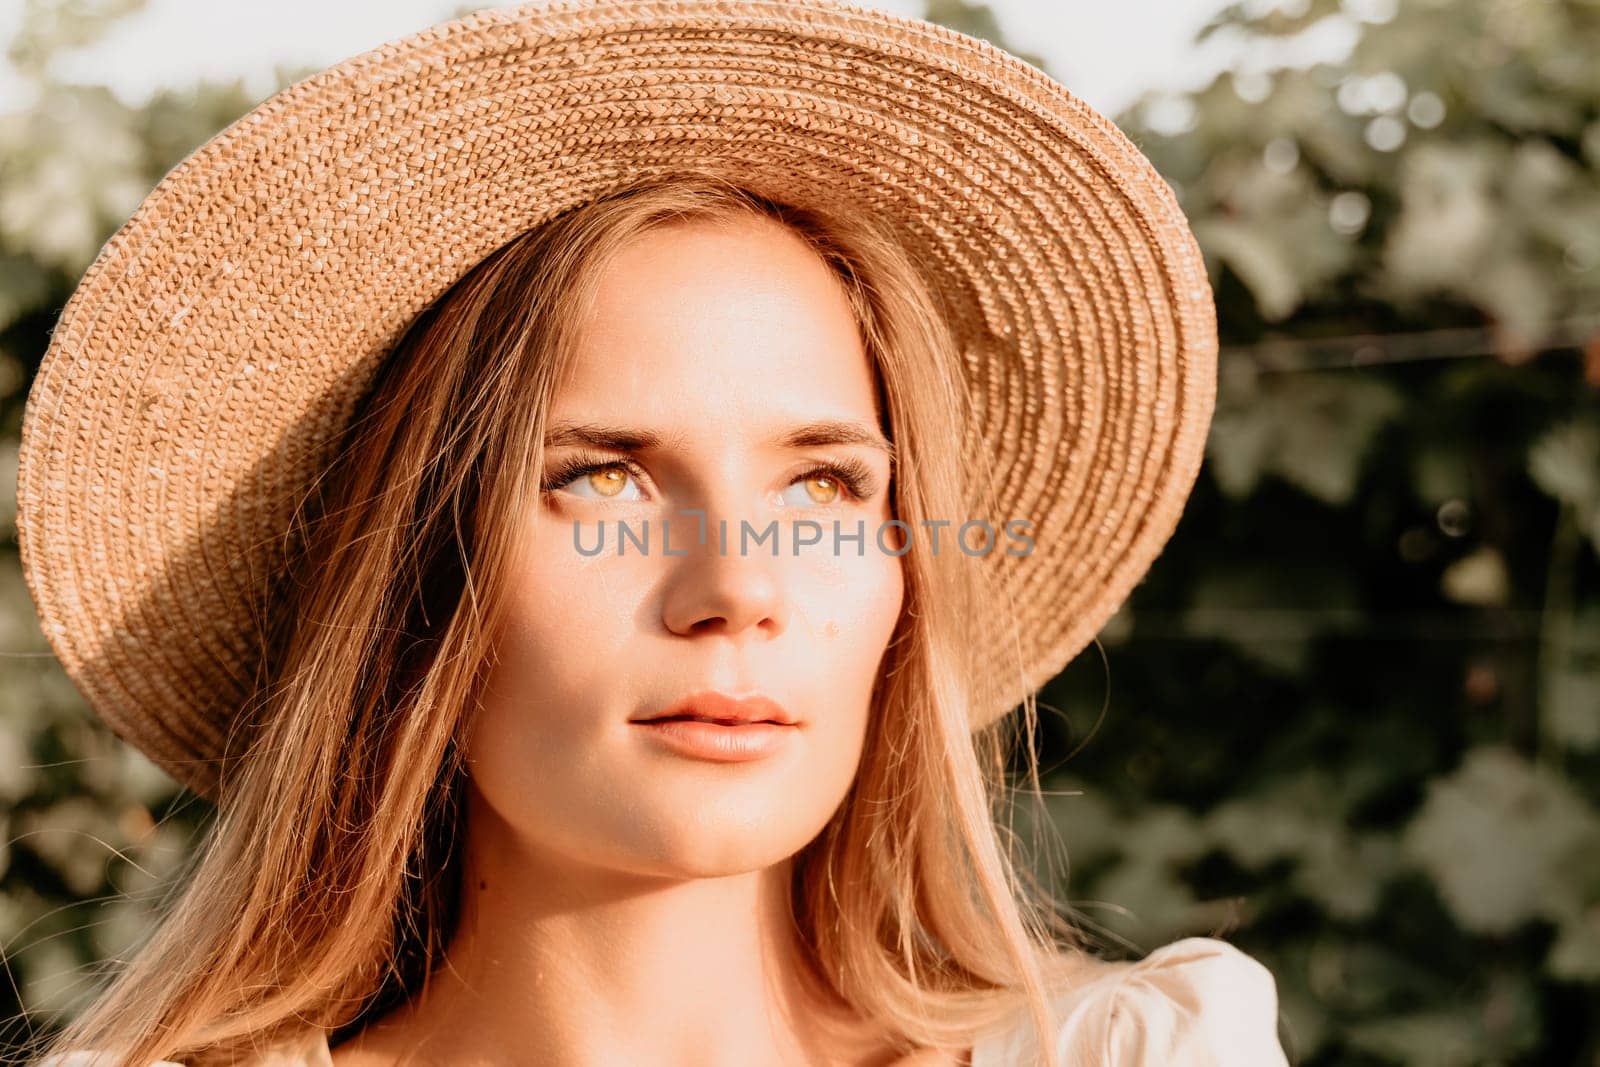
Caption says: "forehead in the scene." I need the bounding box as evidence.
[553,218,880,427]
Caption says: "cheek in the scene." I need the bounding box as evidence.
[788,542,905,748]
[485,526,648,723]
[462,524,655,852]
[810,551,903,680]
[810,514,906,628]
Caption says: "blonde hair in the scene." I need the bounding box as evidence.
[33,172,1100,1066]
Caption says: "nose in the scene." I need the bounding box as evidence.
[660,513,788,640]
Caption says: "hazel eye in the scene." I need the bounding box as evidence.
[587,467,631,498]
[551,462,644,501]
[779,472,844,508]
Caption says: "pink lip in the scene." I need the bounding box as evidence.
[631,719,797,762]
[632,690,798,726]
[630,690,800,762]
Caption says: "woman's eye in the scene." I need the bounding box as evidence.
[544,458,875,506]
[549,462,644,501]
[778,470,850,508]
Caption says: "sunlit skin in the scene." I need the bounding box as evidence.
[330,218,965,1065]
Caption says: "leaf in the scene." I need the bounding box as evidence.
[1343,971,1542,1066]
[1544,662,1600,751]
[1209,370,1406,505]
[1401,745,1600,935]
[1528,420,1600,556]
[1547,906,1600,981]
[1541,604,1600,752]
[13,797,117,898]
[1191,164,1359,321]
[1380,141,1501,296]
[1342,1010,1485,1067]
[1410,443,1474,506]
[1205,770,1402,920]
[1439,545,1510,606]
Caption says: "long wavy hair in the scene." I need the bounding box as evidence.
[33,172,1101,1067]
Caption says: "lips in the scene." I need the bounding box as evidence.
[632,689,798,727]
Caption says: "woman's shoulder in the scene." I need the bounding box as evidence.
[969,935,1290,1066]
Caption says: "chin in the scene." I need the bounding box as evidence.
[618,805,833,877]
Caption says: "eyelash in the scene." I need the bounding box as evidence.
[540,451,880,503]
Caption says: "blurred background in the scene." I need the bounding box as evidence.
[0,0,1596,1063]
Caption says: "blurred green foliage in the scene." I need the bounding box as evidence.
[0,0,1596,1064]
[997,0,1600,1064]
[0,0,321,1044]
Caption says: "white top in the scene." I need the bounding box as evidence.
[968,935,1289,1066]
[40,936,1287,1066]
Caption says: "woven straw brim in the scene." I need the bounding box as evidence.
[16,0,1216,801]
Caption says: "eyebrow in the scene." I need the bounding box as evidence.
[543,418,896,467]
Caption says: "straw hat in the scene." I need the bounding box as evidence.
[15,0,1217,801]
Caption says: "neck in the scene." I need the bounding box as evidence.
[331,780,897,1067]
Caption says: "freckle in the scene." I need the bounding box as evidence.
[478,880,488,891]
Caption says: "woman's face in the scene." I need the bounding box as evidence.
[467,216,904,878]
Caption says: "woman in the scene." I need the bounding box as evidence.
[17,2,1290,1065]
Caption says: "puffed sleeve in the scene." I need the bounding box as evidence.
[968,935,1290,1066]
[1100,936,1290,1066]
